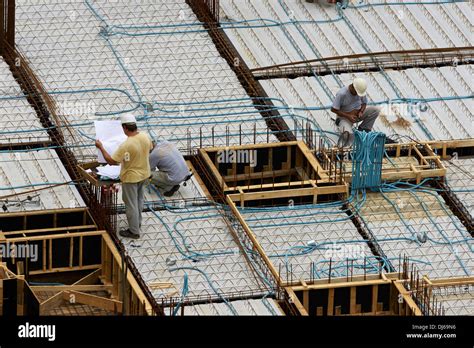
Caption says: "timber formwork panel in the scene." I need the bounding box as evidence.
[199,141,348,206]
[0,226,157,316]
[283,272,425,316]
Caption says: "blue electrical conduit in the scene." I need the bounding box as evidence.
[168,266,239,315]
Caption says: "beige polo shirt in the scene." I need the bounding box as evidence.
[112,132,153,183]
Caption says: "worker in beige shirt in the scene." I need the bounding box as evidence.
[95,114,153,239]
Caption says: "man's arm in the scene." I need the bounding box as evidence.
[331,90,358,123]
[331,107,358,123]
[95,140,120,165]
[358,103,367,118]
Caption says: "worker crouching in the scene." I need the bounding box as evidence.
[149,140,192,197]
[331,78,395,147]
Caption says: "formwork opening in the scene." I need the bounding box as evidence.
[0,209,158,316]
[285,273,416,316]
[0,208,94,233]
[197,141,348,207]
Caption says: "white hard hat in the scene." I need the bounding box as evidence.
[353,78,367,97]
[120,113,137,124]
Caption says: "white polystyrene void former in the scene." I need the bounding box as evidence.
[444,157,474,217]
[0,58,49,144]
[14,0,277,164]
[118,209,270,301]
[220,0,473,141]
[359,191,473,279]
[240,204,376,282]
[0,149,85,212]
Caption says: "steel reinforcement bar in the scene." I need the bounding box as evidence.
[251,47,474,80]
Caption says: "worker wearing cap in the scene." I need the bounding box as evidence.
[331,78,381,146]
[149,140,191,197]
[95,114,153,239]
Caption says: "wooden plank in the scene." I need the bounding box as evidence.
[31,284,113,292]
[42,239,46,272]
[227,180,316,192]
[302,290,309,312]
[63,290,123,314]
[4,231,104,243]
[291,278,391,292]
[393,282,422,316]
[198,149,229,190]
[203,141,299,152]
[79,236,83,267]
[0,207,87,219]
[372,285,378,314]
[226,197,280,283]
[228,185,347,202]
[350,287,357,314]
[186,161,212,200]
[39,291,65,315]
[2,225,97,237]
[29,264,100,276]
[49,239,52,271]
[286,288,308,316]
[102,234,154,315]
[17,276,24,315]
[327,288,335,316]
[69,237,74,268]
[297,141,329,180]
[223,169,294,182]
[39,269,102,315]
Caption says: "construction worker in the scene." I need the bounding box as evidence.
[95,114,153,239]
[331,78,393,146]
[149,140,191,197]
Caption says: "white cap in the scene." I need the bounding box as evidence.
[353,78,367,97]
[120,113,136,124]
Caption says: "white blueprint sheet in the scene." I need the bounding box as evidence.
[94,120,127,164]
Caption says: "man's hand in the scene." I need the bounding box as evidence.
[95,140,103,149]
[346,111,359,123]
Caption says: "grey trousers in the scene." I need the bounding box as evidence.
[337,106,381,146]
[122,180,146,235]
[150,171,176,192]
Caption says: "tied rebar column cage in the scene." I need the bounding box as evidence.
[193,0,220,23]
[0,0,15,55]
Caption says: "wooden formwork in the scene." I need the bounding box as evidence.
[320,138,474,185]
[0,232,154,315]
[199,141,348,207]
[0,208,156,316]
[283,272,423,316]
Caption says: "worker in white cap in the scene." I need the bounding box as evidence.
[95,114,153,239]
[331,78,385,146]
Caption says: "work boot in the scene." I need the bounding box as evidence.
[119,229,140,239]
[164,185,180,197]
